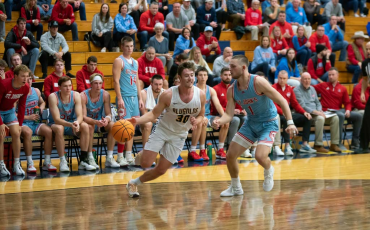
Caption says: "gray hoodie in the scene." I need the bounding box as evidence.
[293,83,322,113]
[92,13,113,36]
[181,4,196,24]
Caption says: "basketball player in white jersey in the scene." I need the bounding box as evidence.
[126,62,206,198]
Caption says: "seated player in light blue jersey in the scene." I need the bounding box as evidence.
[81,73,122,169]
[48,76,96,172]
[213,55,298,196]
[189,66,228,161]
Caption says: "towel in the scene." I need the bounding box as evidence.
[145,85,164,110]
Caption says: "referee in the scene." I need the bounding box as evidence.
[359,42,370,153]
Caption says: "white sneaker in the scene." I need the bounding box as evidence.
[354,13,360,17]
[59,159,70,172]
[88,157,99,169]
[263,166,274,192]
[361,13,366,17]
[125,152,135,164]
[299,144,317,154]
[220,185,244,197]
[285,145,294,156]
[113,47,120,52]
[78,161,96,171]
[250,148,256,156]
[274,146,284,156]
[101,47,107,52]
[0,162,10,177]
[240,149,252,158]
[13,162,25,176]
[126,181,140,198]
[42,162,57,172]
[117,157,129,166]
[105,157,120,168]
[27,161,37,173]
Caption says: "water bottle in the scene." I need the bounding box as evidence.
[207,143,213,160]
[93,149,98,164]
[33,106,40,123]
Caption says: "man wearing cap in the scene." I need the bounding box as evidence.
[307,44,332,85]
[182,0,200,40]
[39,20,73,79]
[346,31,369,83]
[196,26,221,63]
[196,0,221,40]
[226,0,245,30]
[244,0,269,41]
[323,16,348,62]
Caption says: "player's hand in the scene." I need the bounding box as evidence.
[361,92,366,103]
[72,121,80,133]
[345,110,351,118]
[28,114,40,121]
[212,119,220,130]
[304,112,312,120]
[100,117,108,127]
[234,109,240,115]
[117,98,125,109]
[285,124,298,139]
[127,117,137,126]
[0,124,9,138]
[138,99,144,109]
[241,109,247,116]
[190,116,197,130]
[96,120,104,127]
[202,117,208,126]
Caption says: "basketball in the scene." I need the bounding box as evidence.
[111,119,135,143]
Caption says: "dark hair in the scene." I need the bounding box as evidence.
[99,3,110,23]
[195,66,208,76]
[58,76,72,86]
[11,53,22,60]
[14,64,29,76]
[17,17,26,24]
[0,60,8,68]
[178,61,196,77]
[175,53,189,63]
[181,27,193,48]
[87,56,98,64]
[278,10,285,15]
[328,67,339,73]
[150,2,159,7]
[255,71,265,77]
[220,67,230,75]
[118,3,127,13]
[151,74,164,82]
[286,48,297,72]
[54,58,65,66]
[260,35,270,48]
[232,55,249,67]
[121,36,133,45]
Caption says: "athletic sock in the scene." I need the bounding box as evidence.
[107,151,113,158]
[60,156,66,161]
[190,146,197,152]
[200,144,205,150]
[45,155,51,163]
[14,158,20,165]
[81,151,88,162]
[88,152,93,158]
[26,155,32,164]
[118,153,124,158]
[126,151,132,156]
[219,143,224,149]
[231,177,241,187]
[131,177,142,185]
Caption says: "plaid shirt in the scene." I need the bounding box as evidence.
[226,0,245,15]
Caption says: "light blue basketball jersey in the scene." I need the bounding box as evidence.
[84,89,104,120]
[233,74,277,122]
[48,91,76,124]
[205,86,211,116]
[119,55,138,97]
[24,87,39,122]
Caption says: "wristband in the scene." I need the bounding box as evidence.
[105,115,111,121]
[287,120,294,126]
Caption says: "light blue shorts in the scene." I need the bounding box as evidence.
[23,122,44,135]
[0,108,18,126]
[116,96,140,119]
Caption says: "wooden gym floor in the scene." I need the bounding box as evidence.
[1,151,370,229]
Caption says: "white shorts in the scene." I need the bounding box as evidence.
[144,127,187,164]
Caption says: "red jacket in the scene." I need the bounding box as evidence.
[44,72,69,100]
[211,82,242,115]
[347,44,365,65]
[307,57,331,80]
[270,37,289,54]
[245,8,262,26]
[196,33,221,57]
[20,6,41,24]
[137,53,165,85]
[269,20,294,46]
[5,69,14,79]
[50,2,75,24]
[313,82,351,111]
[272,83,305,115]
[139,10,164,32]
[308,33,331,52]
[351,79,370,110]
[76,65,105,93]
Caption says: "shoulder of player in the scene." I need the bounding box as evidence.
[113,57,123,67]
[159,88,172,105]
[34,87,41,96]
[254,76,270,91]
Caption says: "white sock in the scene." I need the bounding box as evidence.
[14,158,20,166]
[0,160,4,165]
[200,144,205,150]
[107,151,113,158]
[190,146,196,152]
[118,153,124,158]
[45,155,51,163]
[126,151,132,156]
[88,152,93,158]
[131,177,142,185]
[219,143,224,149]
[231,177,240,187]
[26,155,32,164]
[60,156,66,161]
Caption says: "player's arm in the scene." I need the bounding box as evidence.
[73,92,84,124]
[210,88,224,116]
[190,90,206,130]
[135,60,143,109]
[113,58,124,107]
[103,91,112,122]
[35,89,46,114]
[48,93,73,127]
[139,89,147,115]
[17,91,28,126]
[215,87,235,126]
[80,92,98,125]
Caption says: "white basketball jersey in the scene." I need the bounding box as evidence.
[157,86,201,136]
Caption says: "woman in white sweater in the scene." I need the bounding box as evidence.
[92,3,113,52]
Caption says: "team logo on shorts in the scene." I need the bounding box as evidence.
[269,131,277,141]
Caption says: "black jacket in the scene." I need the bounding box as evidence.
[4,27,40,61]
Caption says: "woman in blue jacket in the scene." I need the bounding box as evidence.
[113,3,137,50]
[275,48,301,87]
[173,28,196,58]
[292,25,312,66]
[251,35,276,84]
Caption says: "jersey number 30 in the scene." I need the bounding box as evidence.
[176,115,190,123]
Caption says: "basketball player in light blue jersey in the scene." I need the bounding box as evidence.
[113,36,144,165]
[213,55,298,196]
[81,73,122,169]
[48,77,96,172]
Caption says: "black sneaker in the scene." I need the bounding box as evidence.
[41,73,48,79]
[66,72,75,78]
[110,0,117,2]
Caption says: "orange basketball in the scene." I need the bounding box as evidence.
[111,119,135,143]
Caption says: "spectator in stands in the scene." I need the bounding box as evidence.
[226,0,245,30]
[304,0,324,26]
[359,42,370,153]
[263,0,280,24]
[273,70,316,155]
[43,59,68,101]
[351,78,370,115]
[323,15,347,62]
[138,2,168,51]
[196,26,221,63]
[37,0,53,20]
[307,44,331,84]
[4,17,39,75]
[128,0,148,28]
[251,36,276,84]
[313,67,363,150]
[269,11,294,48]
[76,56,104,93]
[166,2,190,51]
[39,20,73,79]
[244,0,269,41]
[151,0,168,18]
[92,3,113,53]
[192,0,204,9]
[342,0,366,17]
[168,53,188,87]
[213,47,232,78]
[149,22,172,74]
[182,0,200,40]
[62,0,86,21]
[287,0,312,37]
[51,0,78,41]
[309,25,335,67]
[113,3,137,51]
[5,0,25,20]
[0,5,6,41]
[20,0,43,41]
[319,0,330,7]
[294,72,341,153]
[0,60,7,80]
[324,0,345,31]
[189,46,216,85]
[261,0,271,13]
[270,26,289,61]
[347,31,368,83]
[173,27,196,59]
[292,25,312,67]
[5,53,21,79]
[214,0,228,32]
[197,0,221,40]
[275,48,300,87]
[137,46,167,90]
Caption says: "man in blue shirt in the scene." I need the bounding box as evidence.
[323,15,348,61]
[226,0,245,30]
[286,0,312,37]
[197,0,221,40]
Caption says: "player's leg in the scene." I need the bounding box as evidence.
[86,123,99,169]
[38,124,57,172]
[189,117,207,161]
[21,125,36,173]
[198,118,208,160]
[140,122,152,147]
[104,121,120,168]
[124,97,140,165]
[51,124,69,172]
[77,122,96,170]
[8,124,24,175]
[0,130,10,176]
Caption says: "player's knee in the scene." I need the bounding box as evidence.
[22,127,32,138]
[155,166,168,176]
[106,122,114,131]
[80,122,89,133]
[88,124,94,133]
[52,125,64,136]
[11,127,21,138]
[143,122,152,132]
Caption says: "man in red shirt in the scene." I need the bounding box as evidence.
[138,2,168,50]
[196,26,221,63]
[0,65,30,177]
[76,56,104,93]
[50,0,78,41]
[346,31,368,83]
[268,11,294,47]
[137,46,167,91]
[351,79,370,115]
[309,25,335,67]
[313,67,363,150]
[307,44,331,84]
[244,0,268,41]
[44,59,68,101]
[272,70,315,155]
[5,53,22,79]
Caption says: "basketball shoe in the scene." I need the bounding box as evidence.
[188,151,203,161]
[126,181,140,198]
[199,149,209,161]
[105,157,120,168]
[177,155,184,163]
[240,149,252,158]
[78,161,96,171]
[42,162,57,172]
[117,156,129,166]
[59,159,70,172]
[0,162,10,177]
[13,162,25,176]
[88,157,100,169]
[220,185,244,197]
[27,161,37,173]
[216,148,227,159]
[263,166,274,192]
[125,152,135,165]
